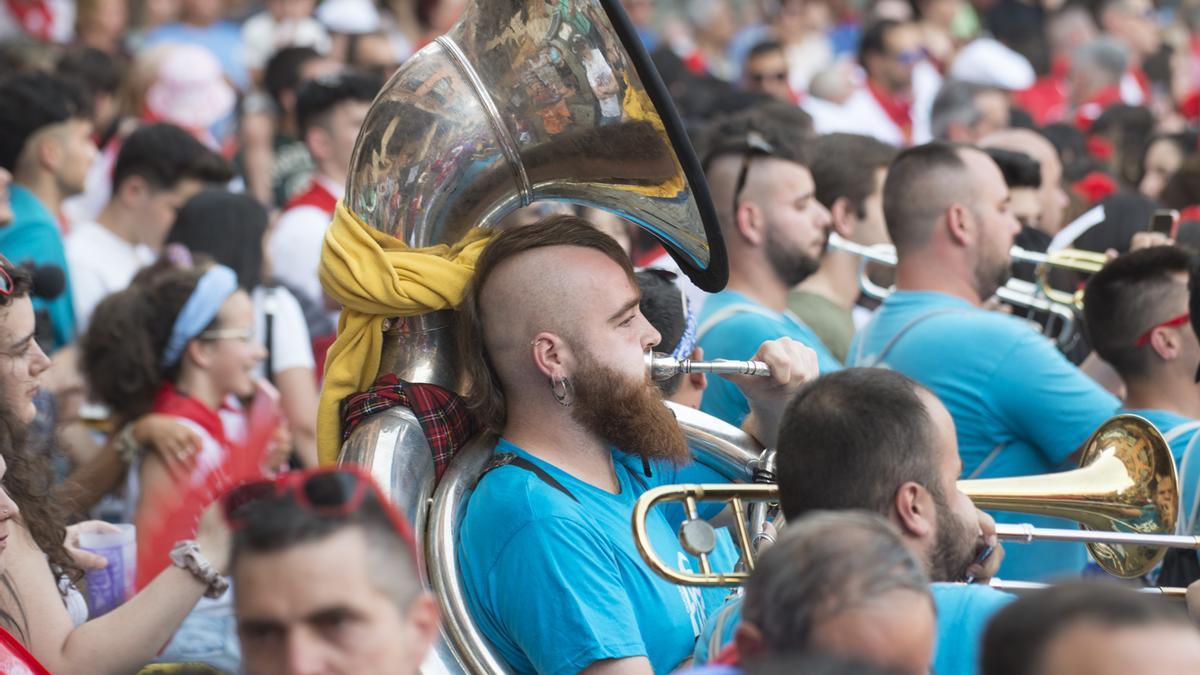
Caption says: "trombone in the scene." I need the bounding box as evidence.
[631,414,1186,586]
[826,234,1105,350]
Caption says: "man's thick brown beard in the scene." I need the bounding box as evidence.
[571,356,690,466]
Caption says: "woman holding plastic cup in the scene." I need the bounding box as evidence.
[83,259,287,671]
[0,256,233,674]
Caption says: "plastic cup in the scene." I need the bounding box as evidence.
[79,523,136,617]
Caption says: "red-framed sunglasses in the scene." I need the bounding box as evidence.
[0,264,12,298]
[221,466,417,550]
[1134,313,1191,347]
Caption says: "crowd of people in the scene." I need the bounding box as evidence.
[5,0,1200,672]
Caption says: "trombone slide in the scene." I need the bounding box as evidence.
[986,578,1186,599]
[995,523,1200,550]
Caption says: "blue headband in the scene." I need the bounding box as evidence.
[161,265,239,367]
[670,299,698,360]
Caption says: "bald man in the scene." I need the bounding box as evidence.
[848,143,1119,581]
[455,216,817,675]
[979,128,1070,237]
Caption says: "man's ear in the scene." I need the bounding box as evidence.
[305,125,333,163]
[733,621,767,663]
[945,203,972,247]
[115,174,150,207]
[404,592,441,663]
[530,332,572,379]
[35,132,63,174]
[894,481,935,539]
[1149,326,1183,362]
[736,200,768,247]
[830,196,857,239]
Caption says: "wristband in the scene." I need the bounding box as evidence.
[169,540,228,599]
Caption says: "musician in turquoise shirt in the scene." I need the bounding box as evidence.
[696,111,841,428]
[848,143,1118,581]
[1083,246,1200,534]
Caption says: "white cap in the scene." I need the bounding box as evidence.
[316,0,382,34]
[950,38,1036,91]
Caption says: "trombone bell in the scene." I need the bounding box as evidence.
[959,414,1178,579]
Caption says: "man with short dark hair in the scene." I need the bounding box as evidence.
[0,72,96,349]
[269,72,382,326]
[697,109,837,429]
[66,123,234,332]
[694,368,1012,675]
[457,216,816,675]
[692,511,936,675]
[1084,246,1200,530]
[849,142,1119,582]
[982,581,1200,675]
[230,468,440,675]
[789,133,897,362]
[741,41,792,103]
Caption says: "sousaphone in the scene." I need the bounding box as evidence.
[334,1,742,671]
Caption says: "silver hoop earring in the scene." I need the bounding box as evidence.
[550,376,574,407]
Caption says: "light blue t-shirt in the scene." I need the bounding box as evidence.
[459,439,734,675]
[1124,408,1200,534]
[698,290,843,428]
[0,186,75,350]
[848,291,1120,581]
[692,583,1014,675]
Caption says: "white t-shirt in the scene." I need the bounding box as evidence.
[252,285,315,380]
[65,221,155,334]
[267,177,342,312]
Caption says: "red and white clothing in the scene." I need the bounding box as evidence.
[0,626,50,675]
[805,63,940,147]
[268,174,341,321]
[0,0,73,43]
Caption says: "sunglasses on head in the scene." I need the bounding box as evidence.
[0,265,11,298]
[222,467,415,547]
[730,131,778,220]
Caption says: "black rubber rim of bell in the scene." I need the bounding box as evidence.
[597,0,729,293]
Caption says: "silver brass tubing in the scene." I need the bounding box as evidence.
[646,350,771,381]
[986,578,1186,598]
[995,523,1200,549]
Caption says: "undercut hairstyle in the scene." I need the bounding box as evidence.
[807,133,897,217]
[168,189,268,290]
[264,46,324,111]
[981,581,1192,675]
[635,270,688,396]
[112,123,234,193]
[930,79,983,141]
[230,492,422,611]
[1083,246,1192,379]
[458,215,636,430]
[0,72,91,171]
[776,368,942,520]
[984,147,1042,190]
[296,72,383,137]
[699,101,811,170]
[82,266,209,424]
[742,511,931,657]
[858,20,900,67]
[882,142,969,254]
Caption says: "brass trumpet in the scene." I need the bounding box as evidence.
[632,414,1181,585]
[645,349,771,381]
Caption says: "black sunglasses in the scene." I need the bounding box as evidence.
[730,131,777,221]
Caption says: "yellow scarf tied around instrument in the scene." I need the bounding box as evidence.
[316,200,492,465]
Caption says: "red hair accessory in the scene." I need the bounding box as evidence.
[1072,172,1118,205]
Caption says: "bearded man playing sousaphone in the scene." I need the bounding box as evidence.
[455,215,817,675]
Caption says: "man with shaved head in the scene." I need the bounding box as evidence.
[849,143,1119,581]
[456,215,818,675]
[695,109,837,429]
[979,128,1070,237]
